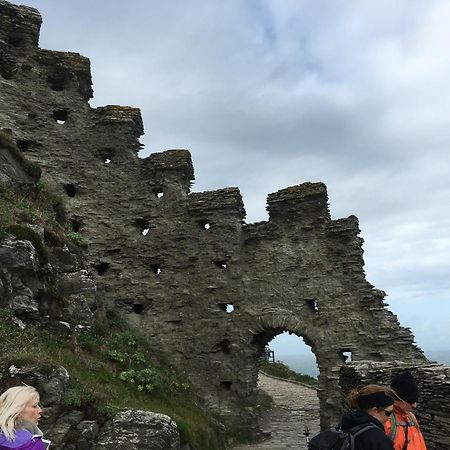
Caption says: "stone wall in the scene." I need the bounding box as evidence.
[1,0,448,446]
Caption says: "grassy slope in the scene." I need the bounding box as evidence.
[0,309,227,449]
[260,360,319,388]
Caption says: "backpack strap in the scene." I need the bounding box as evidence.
[402,422,409,450]
[389,412,399,441]
[407,412,417,427]
[350,423,378,436]
[389,412,416,446]
[347,423,378,450]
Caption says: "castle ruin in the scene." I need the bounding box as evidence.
[1,1,449,448]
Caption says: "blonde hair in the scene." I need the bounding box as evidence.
[346,384,391,410]
[0,386,39,441]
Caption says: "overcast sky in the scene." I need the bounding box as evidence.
[23,0,450,354]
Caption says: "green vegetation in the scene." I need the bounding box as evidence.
[0,131,69,246]
[0,184,81,253]
[260,360,319,388]
[0,184,61,233]
[0,309,228,449]
[65,231,87,248]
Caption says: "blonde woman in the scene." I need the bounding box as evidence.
[0,386,49,449]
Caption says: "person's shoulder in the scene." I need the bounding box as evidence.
[0,431,45,450]
[0,428,34,445]
[359,425,394,449]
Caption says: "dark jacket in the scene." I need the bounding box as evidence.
[341,410,394,450]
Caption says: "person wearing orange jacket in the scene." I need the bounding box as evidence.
[385,371,427,450]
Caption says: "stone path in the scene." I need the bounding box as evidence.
[231,373,320,450]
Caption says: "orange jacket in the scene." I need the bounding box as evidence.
[385,406,427,450]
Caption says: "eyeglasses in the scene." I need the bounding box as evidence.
[384,409,393,417]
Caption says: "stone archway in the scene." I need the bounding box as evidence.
[242,313,354,430]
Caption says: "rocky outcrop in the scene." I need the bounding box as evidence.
[96,410,180,450]
[0,232,95,327]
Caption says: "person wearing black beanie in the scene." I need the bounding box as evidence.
[385,371,427,449]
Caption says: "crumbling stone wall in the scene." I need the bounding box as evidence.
[1,0,448,446]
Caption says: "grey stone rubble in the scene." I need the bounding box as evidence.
[0,0,449,448]
[95,410,180,450]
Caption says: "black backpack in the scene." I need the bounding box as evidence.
[308,423,377,450]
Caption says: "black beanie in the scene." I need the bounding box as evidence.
[391,371,419,404]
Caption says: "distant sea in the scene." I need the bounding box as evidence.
[276,350,450,378]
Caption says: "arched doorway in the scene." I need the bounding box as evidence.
[268,331,319,379]
[247,330,321,447]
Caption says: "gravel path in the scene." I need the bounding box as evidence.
[231,373,320,450]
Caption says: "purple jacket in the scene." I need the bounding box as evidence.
[0,430,46,450]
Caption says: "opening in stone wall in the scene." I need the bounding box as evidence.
[306,299,319,313]
[0,57,14,80]
[132,303,144,314]
[16,139,33,152]
[214,260,227,269]
[97,147,115,165]
[254,330,320,442]
[199,220,210,230]
[340,349,352,364]
[220,381,232,390]
[47,72,71,92]
[218,303,235,313]
[135,217,150,235]
[53,110,69,125]
[93,261,110,276]
[70,217,82,232]
[266,332,319,380]
[151,263,162,275]
[218,339,231,354]
[64,183,77,197]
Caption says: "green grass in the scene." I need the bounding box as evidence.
[0,185,59,231]
[0,180,84,254]
[260,360,319,388]
[0,309,227,449]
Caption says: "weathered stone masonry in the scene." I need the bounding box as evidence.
[1,1,449,448]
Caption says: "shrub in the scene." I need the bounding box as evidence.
[65,231,87,247]
[63,383,94,407]
[119,367,161,393]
